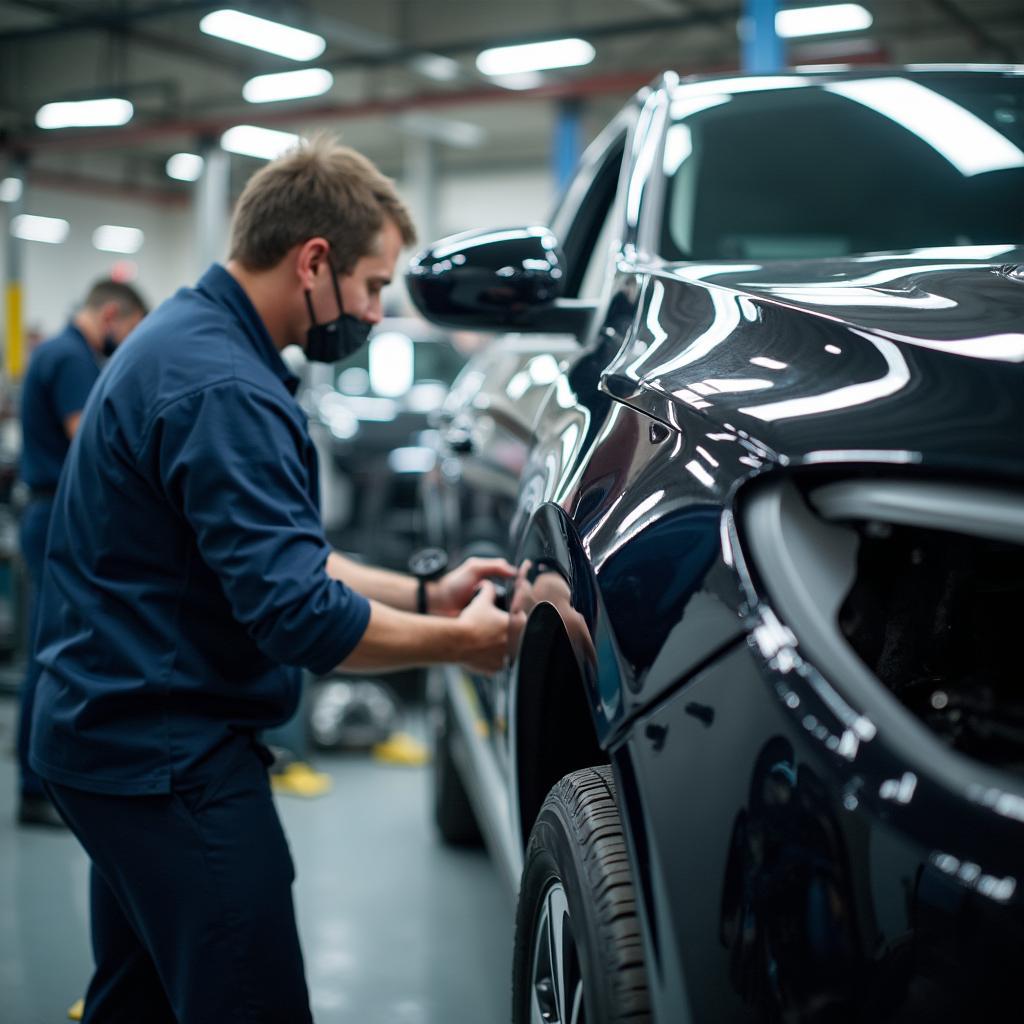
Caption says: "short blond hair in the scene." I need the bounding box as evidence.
[228,136,416,273]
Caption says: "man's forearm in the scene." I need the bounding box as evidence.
[326,551,421,612]
[338,599,463,671]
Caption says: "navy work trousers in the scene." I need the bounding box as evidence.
[45,742,313,1023]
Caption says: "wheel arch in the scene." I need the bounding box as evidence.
[512,603,607,854]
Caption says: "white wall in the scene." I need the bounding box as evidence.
[0,186,194,341]
[435,167,555,238]
[0,163,555,344]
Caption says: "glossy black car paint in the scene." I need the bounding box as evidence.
[409,69,1024,1023]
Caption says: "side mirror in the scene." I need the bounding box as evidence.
[406,226,594,336]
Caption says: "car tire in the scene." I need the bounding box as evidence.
[512,765,651,1024]
[432,692,483,846]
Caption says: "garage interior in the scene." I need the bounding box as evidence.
[1,3,1023,1023]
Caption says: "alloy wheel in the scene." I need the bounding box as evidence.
[530,881,585,1024]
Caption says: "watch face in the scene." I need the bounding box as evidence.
[408,546,448,580]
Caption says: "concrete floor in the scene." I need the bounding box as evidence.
[0,695,512,1024]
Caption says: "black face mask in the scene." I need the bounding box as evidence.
[304,263,372,364]
[101,333,118,358]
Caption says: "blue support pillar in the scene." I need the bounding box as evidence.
[552,99,583,194]
[742,0,783,73]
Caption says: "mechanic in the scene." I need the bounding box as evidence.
[15,278,146,828]
[28,138,513,1023]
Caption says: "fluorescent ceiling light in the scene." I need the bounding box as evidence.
[220,125,301,160]
[826,77,1024,176]
[0,177,23,203]
[166,152,204,181]
[410,53,461,82]
[36,98,133,129]
[776,4,873,39]
[93,225,144,254]
[199,9,325,60]
[243,68,334,103]
[11,214,69,244]
[476,38,595,76]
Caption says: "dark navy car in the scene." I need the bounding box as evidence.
[407,67,1024,1024]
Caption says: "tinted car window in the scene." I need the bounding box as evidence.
[662,75,1024,260]
[557,135,626,297]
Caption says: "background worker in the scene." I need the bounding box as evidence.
[28,138,513,1023]
[16,279,147,827]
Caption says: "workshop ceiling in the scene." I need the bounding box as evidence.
[1,0,1023,197]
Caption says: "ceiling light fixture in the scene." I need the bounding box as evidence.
[776,3,873,39]
[410,53,461,82]
[220,125,301,160]
[166,153,205,181]
[199,9,326,61]
[0,177,23,203]
[476,38,595,76]
[93,225,144,254]
[242,68,334,104]
[35,98,133,130]
[11,214,69,244]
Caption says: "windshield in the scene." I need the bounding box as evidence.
[660,72,1024,260]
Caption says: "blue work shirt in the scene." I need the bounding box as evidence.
[20,321,100,489]
[30,264,371,795]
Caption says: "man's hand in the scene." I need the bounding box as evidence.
[430,556,516,616]
[455,580,510,674]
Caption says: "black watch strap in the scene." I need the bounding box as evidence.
[408,547,448,614]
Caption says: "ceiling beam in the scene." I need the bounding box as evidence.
[0,0,219,42]
[25,167,188,207]
[317,11,742,72]
[3,68,665,154]
[1,45,891,157]
[2,0,269,77]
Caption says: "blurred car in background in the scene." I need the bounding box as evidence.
[408,67,1024,1024]
[418,334,578,562]
[299,317,466,570]
[295,318,466,744]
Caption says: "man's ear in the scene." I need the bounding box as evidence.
[296,237,330,290]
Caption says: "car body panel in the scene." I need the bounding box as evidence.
[602,256,1024,478]
[617,636,1024,1024]
[411,67,1024,1022]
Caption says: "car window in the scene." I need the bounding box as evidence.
[661,75,1024,260]
[577,193,620,301]
[560,135,627,298]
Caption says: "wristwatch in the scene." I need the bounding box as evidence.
[408,547,449,614]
